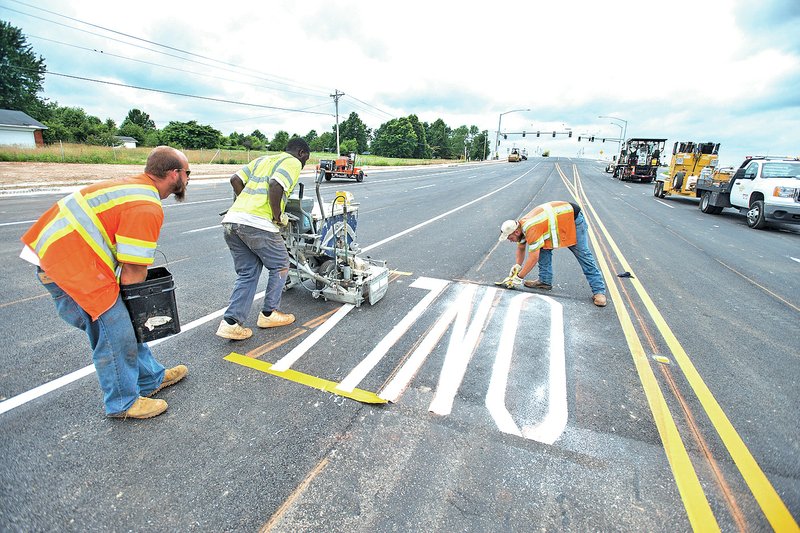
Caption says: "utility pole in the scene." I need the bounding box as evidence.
[331,89,344,157]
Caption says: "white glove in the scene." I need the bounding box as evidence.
[509,264,521,277]
[274,212,289,227]
[505,275,523,289]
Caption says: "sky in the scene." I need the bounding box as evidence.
[2,0,799,167]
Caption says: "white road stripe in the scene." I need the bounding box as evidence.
[791,257,800,264]
[522,295,567,444]
[335,277,449,393]
[0,219,36,227]
[182,225,220,234]
[655,200,674,209]
[485,293,531,437]
[0,292,263,416]
[429,285,497,416]
[271,304,355,372]
[413,184,436,190]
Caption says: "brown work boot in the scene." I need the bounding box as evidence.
[146,365,188,398]
[109,397,167,419]
[523,279,553,290]
[257,310,295,328]
[216,320,253,340]
[592,293,607,307]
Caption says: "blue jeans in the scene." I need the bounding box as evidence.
[38,270,165,415]
[222,223,289,325]
[536,213,606,294]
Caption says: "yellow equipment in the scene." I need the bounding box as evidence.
[508,148,521,162]
[655,141,719,198]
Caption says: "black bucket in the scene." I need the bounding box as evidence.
[121,266,181,343]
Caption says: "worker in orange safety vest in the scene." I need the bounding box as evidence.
[498,201,607,307]
[20,146,191,419]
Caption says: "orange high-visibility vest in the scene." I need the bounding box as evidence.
[21,174,163,320]
[519,201,577,252]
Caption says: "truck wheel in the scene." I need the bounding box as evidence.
[324,173,332,181]
[654,181,664,198]
[746,200,767,229]
[356,170,364,183]
[700,192,720,214]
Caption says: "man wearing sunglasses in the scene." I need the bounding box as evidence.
[20,146,191,419]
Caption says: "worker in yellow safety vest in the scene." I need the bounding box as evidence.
[498,201,607,307]
[216,138,310,340]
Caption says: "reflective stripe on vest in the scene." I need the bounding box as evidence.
[229,154,298,220]
[521,202,574,251]
[30,184,160,272]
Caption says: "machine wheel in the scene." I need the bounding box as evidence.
[654,181,665,198]
[746,199,767,229]
[324,173,332,181]
[699,192,721,214]
[316,260,336,290]
[356,170,364,183]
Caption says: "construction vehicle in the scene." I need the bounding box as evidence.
[611,138,666,182]
[282,169,389,305]
[508,148,521,162]
[695,156,800,229]
[316,152,365,182]
[654,141,720,198]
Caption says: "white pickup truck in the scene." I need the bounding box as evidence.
[695,156,800,229]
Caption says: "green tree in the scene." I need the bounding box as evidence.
[268,130,290,151]
[311,131,335,152]
[469,128,490,160]
[450,125,470,160]
[340,138,358,154]
[304,129,318,148]
[0,21,46,117]
[160,120,221,149]
[371,118,417,158]
[406,114,431,159]
[426,119,451,159]
[120,109,156,131]
[42,105,115,144]
[118,122,146,144]
[338,112,370,154]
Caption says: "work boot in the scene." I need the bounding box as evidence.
[146,365,188,398]
[592,293,608,307]
[216,320,253,340]
[257,310,295,328]
[523,279,553,290]
[109,397,167,419]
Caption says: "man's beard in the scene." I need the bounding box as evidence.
[172,180,186,202]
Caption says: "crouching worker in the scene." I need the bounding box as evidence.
[498,201,607,307]
[19,146,190,419]
[216,138,311,340]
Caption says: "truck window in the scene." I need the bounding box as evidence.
[744,163,758,179]
[761,162,800,178]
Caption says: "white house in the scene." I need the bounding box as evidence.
[0,109,47,147]
[114,136,138,149]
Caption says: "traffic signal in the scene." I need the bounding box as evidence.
[568,131,573,138]
[590,136,595,142]
[578,136,582,142]
[536,131,540,137]
[503,134,507,140]
[552,131,556,138]
[522,131,526,137]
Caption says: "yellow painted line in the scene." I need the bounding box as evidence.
[224,352,387,404]
[574,167,798,532]
[582,201,720,531]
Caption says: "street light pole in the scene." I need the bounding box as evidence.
[598,115,627,153]
[495,108,530,159]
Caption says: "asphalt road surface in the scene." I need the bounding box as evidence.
[1,158,798,531]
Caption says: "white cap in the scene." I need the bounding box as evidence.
[498,220,518,241]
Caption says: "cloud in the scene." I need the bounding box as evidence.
[2,0,797,165]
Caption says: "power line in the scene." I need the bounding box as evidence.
[24,33,328,100]
[21,67,334,117]
[2,3,330,97]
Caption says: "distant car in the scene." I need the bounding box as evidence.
[605,156,617,173]
[520,152,528,161]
